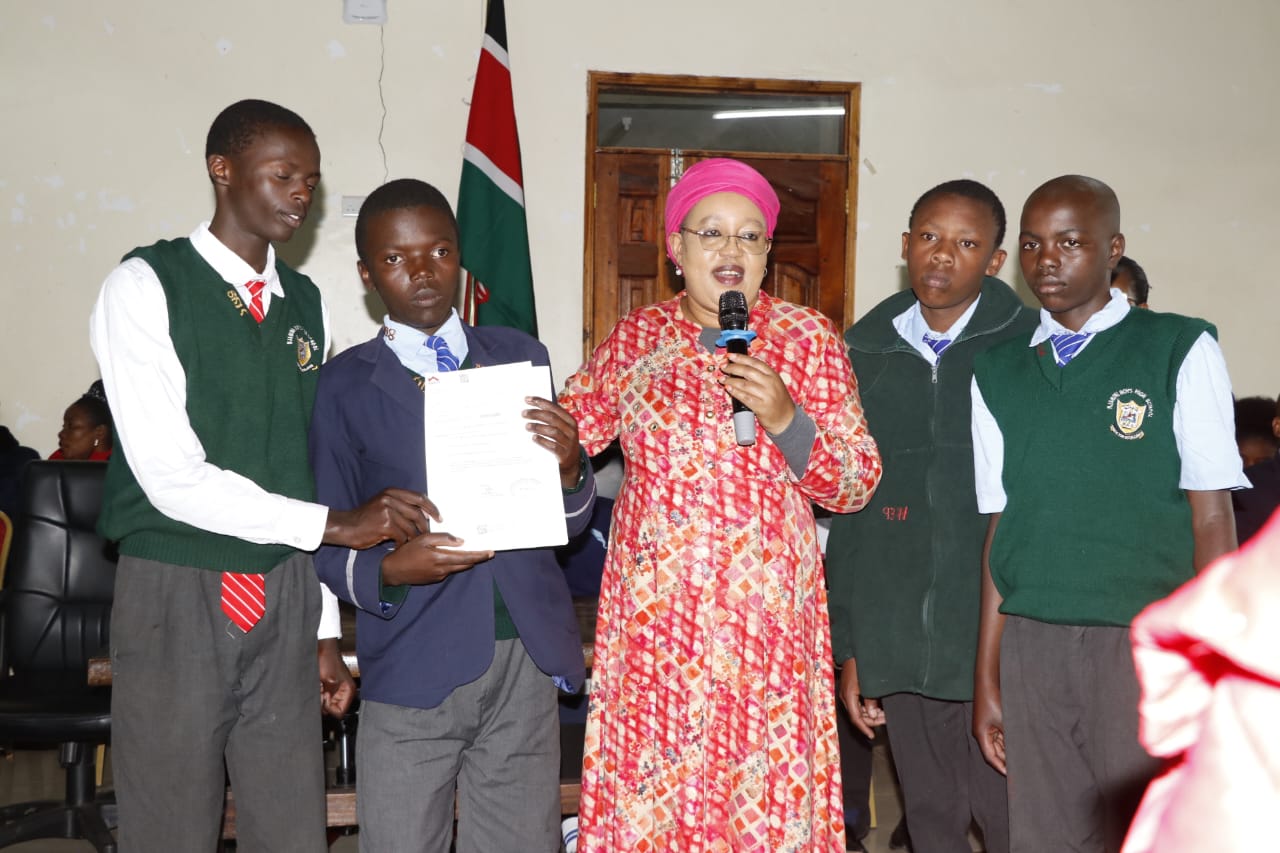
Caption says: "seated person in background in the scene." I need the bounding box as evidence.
[0,426,40,520]
[1110,255,1150,308]
[1232,393,1280,544]
[1233,395,1280,468]
[50,380,114,460]
[310,178,594,853]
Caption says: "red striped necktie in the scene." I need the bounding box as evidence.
[222,571,266,633]
[246,279,266,323]
[222,278,269,633]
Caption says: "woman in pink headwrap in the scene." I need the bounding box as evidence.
[560,158,882,852]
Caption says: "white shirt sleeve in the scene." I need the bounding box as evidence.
[316,296,340,639]
[318,585,341,639]
[971,376,1007,513]
[1173,332,1251,490]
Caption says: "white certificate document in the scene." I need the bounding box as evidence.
[421,362,568,551]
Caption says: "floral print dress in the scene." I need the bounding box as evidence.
[560,293,882,852]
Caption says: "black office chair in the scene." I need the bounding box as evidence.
[0,460,117,851]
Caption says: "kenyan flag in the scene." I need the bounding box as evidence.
[457,0,537,336]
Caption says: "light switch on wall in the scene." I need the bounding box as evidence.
[343,0,386,24]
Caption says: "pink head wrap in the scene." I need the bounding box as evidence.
[664,158,781,263]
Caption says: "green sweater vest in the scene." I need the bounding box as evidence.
[974,309,1212,626]
[98,238,326,573]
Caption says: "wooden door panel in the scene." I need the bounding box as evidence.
[588,153,670,352]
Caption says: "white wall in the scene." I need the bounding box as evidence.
[3,0,1277,453]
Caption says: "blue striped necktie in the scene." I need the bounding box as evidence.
[1050,332,1092,366]
[424,335,460,372]
[923,333,952,357]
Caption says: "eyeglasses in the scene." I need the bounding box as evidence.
[679,227,772,255]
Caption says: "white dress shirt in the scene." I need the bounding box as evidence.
[892,294,982,365]
[972,289,1250,513]
[89,223,341,637]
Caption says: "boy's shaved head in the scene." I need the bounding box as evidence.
[205,99,314,160]
[1018,174,1125,330]
[1025,175,1121,234]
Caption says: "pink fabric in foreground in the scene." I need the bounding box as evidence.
[663,158,781,263]
[1123,507,1280,853]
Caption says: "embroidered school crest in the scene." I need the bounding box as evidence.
[1106,387,1154,440]
[286,325,320,373]
[1116,400,1145,435]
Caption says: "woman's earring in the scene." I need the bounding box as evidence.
[675,266,683,276]
[93,439,100,447]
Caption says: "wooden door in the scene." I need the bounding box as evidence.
[585,151,850,359]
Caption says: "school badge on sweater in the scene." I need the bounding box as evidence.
[1107,387,1153,440]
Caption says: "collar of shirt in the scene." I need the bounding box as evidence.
[189,222,285,314]
[892,294,982,365]
[1030,288,1130,347]
[381,309,470,375]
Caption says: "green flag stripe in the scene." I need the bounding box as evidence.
[458,160,536,335]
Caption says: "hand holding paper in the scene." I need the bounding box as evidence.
[523,396,585,489]
[381,531,494,586]
[422,363,573,551]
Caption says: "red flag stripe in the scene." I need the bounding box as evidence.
[464,42,523,186]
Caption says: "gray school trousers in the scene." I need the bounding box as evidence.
[881,692,1009,853]
[110,552,326,853]
[1000,616,1163,853]
[355,638,561,853]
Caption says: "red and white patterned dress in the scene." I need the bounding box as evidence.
[560,293,881,852]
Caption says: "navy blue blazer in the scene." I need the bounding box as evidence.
[309,325,593,710]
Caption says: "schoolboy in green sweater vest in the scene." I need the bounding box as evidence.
[970,175,1247,853]
[89,100,433,853]
[828,180,1032,853]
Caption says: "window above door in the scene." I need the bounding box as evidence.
[597,88,848,155]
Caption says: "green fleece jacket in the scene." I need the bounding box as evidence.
[826,277,1036,701]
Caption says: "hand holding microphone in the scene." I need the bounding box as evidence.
[716,291,798,445]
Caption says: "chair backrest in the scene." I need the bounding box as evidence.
[0,509,11,587]
[4,461,115,674]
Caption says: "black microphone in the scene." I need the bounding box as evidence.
[718,290,757,446]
